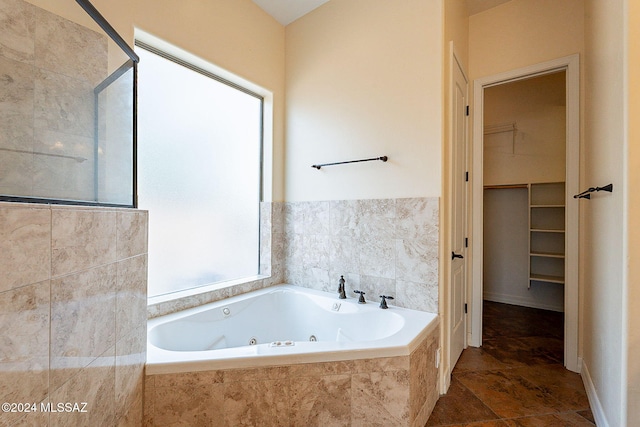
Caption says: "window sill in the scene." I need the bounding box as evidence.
[147,275,273,319]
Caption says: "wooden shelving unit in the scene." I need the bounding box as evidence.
[528,182,566,288]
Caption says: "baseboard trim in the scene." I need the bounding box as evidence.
[483,292,564,312]
[581,359,610,427]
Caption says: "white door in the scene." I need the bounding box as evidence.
[450,52,468,370]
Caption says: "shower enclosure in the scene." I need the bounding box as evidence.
[0,0,138,207]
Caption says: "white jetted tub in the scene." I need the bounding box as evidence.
[146,284,438,374]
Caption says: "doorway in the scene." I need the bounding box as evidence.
[470,55,580,373]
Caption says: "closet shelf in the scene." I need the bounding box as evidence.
[530,251,565,259]
[530,274,565,284]
[530,228,565,233]
[528,182,566,290]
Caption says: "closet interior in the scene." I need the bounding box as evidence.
[483,71,567,313]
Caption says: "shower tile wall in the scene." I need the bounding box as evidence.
[0,203,148,426]
[0,0,107,200]
[284,197,439,313]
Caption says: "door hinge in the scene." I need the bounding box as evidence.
[464,303,468,314]
[465,105,469,116]
[465,171,469,182]
[465,237,468,248]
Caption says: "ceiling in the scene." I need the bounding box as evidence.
[252,0,512,27]
[252,0,330,26]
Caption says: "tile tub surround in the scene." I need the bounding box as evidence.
[144,323,439,427]
[0,202,148,426]
[284,198,439,313]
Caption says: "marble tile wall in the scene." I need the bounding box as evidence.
[144,323,439,426]
[0,0,110,202]
[0,202,148,426]
[410,328,441,427]
[284,197,439,313]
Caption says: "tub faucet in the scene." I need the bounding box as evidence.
[338,275,346,299]
[353,290,366,304]
[379,295,394,309]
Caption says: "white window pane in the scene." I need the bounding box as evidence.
[137,47,261,298]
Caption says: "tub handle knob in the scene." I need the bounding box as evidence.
[353,290,366,304]
[379,295,394,309]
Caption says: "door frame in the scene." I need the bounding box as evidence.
[469,54,580,373]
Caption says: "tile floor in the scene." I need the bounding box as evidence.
[426,301,595,426]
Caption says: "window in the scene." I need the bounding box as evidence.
[136,43,263,298]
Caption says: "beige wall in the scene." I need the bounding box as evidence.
[131,0,283,99]
[444,0,469,72]
[483,72,566,186]
[628,0,640,424]
[468,0,585,80]
[584,0,627,425]
[285,0,443,202]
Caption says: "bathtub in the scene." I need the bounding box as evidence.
[145,284,440,426]
[146,284,438,375]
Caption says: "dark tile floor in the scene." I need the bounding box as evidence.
[426,301,595,427]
